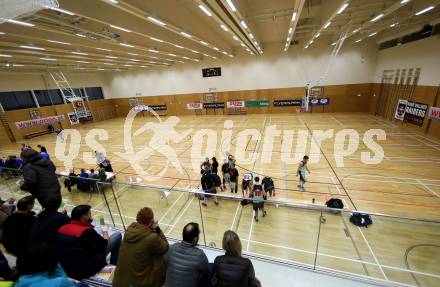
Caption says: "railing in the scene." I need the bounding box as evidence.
[1,168,439,287]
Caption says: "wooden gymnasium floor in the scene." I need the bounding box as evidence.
[1,113,440,287]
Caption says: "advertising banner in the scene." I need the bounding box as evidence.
[245,100,269,108]
[186,103,203,110]
[309,98,330,106]
[403,101,428,126]
[68,110,93,125]
[15,115,65,130]
[149,105,167,111]
[428,106,440,121]
[226,100,245,108]
[394,99,408,121]
[203,102,225,109]
[273,99,302,106]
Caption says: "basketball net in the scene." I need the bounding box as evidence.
[0,0,58,24]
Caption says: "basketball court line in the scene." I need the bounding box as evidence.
[416,179,440,199]
[165,196,195,236]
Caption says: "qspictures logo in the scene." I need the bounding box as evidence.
[54,107,386,181]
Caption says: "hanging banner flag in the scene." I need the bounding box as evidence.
[15,115,65,130]
[394,99,408,121]
[245,100,269,108]
[273,99,302,106]
[203,102,225,109]
[186,103,203,110]
[68,110,93,124]
[428,106,440,121]
[309,98,330,106]
[403,101,428,126]
[148,105,167,111]
[227,100,245,108]
[134,105,167,111]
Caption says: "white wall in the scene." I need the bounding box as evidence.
[0,72,110,98]
[374,36,440,86]
[106,39,379,98]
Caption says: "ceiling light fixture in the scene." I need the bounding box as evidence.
[355,39,362,43]
[240,43,245,47]
[353,28,361,34]
[249,33,254,38]
[108,0,119,4]
[76,61,90,63]
[47,40,70,45]
[200,41,208,46]
[168,53,176,56]
[148,16,166,26]
[72,51,88,55]
[7,19,35,27]
[191,50,199,53]
[40,57,56,61]
[415,6,435,16]
[369,32,377,37]
[291,12,297,21]
[148,49,159,53]
[213,47,219,51]
[106,55,118,59]
[130,59,140,61]
[174,44,184,48]
[315,33,320,38]
[49,7,74,15]
[226,0,237,12]
[240,20,248,29]
[371,14,384,22]
[150,37,163,42]
[96,47,111,51]
[75,33,86,38]
[120,43,134,48]
[198,5,212,16]
[103,63,114,65]
[288,27,293,34]
[390,23,398,27]
[331,42,337,46]
[12,64,24,67]
[337,3,349,14]
[180,32,192,38]
[220,24,228,31]
[401,0,410,4]
[324,22,331,29]
[0,54,12,57]
[0,32,5,35]
[233,35,239,41]
[110,24,131,33]
[127,52,138,55]
[20,45,44,50]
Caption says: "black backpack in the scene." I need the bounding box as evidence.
[325,198,344,209]
[350,213,373,228]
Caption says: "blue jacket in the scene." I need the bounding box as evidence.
[15,264,75,287]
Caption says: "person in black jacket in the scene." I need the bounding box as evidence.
[211,157,219,174]
[201,171,219,207]
[20,149,61,208]
[2,195,36,257]
[30,194,70,244]
[213,230,260,287]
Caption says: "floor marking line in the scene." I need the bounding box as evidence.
[230,201,241,230]
[416,179,440,200]
[165,196,195,236]
[357,227,388,280]
[159,192,185,223]
[246,210,256,252]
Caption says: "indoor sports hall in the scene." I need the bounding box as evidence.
[0,1,439,287]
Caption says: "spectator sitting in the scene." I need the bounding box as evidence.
[212,230,260,287]
[4,156,17,177]
[37,145,47,153]
[20,149,61,208]
[89,169,99,192]
[2,196,36,257]
[21,144,32,152]
[63,169,77,193]
[113,207,168,287]
[39,152,50,159]
[15,242,75,287]
[57,205,122,280]
[165,222,210,287]
[30,194,69,244]
[77,169,90,192]
[0,199,14,242]
[15,155,23,169]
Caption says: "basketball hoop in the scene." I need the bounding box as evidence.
[0,0,59,24]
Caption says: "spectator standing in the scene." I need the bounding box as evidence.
[37,145,47,153]
[57,205,122,280]
[2,196,36,257]
[165,222,210,287]
[221,159,229,190]
[113,207,168,287]
[20,149,61,208]
[212,230,260,287]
